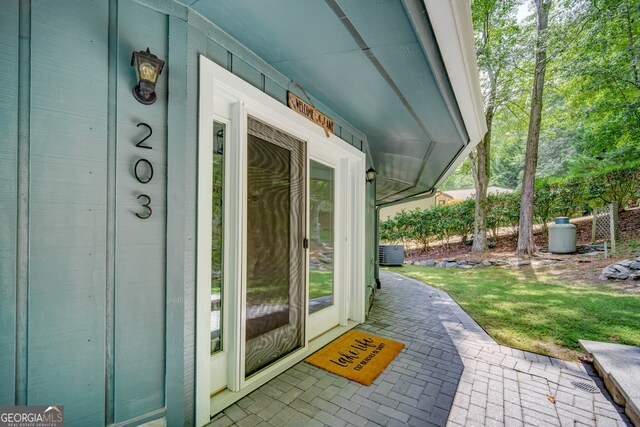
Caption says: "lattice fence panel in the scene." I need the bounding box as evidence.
[591,204,617,252]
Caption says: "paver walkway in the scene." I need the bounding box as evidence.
[208,270,631,427]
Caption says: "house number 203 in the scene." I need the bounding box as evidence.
[134,122,154,219]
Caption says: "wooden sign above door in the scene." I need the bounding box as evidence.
[287,92,334,137]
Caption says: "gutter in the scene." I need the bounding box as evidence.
[376,187,437,209]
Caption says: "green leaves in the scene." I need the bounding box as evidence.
[585,161,640,209]
[380,195,507,248]
[487,192,521,238]
[381,163,639,247]
[457,0,640,192]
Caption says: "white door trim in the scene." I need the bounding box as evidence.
[197,54,366,425]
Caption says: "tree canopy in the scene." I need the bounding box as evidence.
[444,0,640,191]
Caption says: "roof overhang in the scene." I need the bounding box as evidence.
[420,0,487,192]
[187,0,486,204]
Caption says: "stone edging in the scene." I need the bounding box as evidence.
[406,257,532,269]
[600,256,640,281]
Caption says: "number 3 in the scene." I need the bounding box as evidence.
[136,194,152,219]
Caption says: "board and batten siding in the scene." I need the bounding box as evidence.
[0,1,174,424]
[114,1,168,422]
[28,1,108,424]
[0,1,19,407]
[0,0,376,425]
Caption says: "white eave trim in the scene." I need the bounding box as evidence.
[424,0,486,145]
[402,0,486,188]
[423,0,487,184]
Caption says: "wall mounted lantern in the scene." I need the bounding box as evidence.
[366,167,376,183]
[131,48,165,105]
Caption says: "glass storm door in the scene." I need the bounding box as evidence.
[309,161,335,316]
[244,116,306,377]
[210,120,227,393]
[308,154,343,339]
[211,122,224,354]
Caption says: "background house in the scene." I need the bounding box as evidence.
[380,186,513,219]
[444,186,514,202]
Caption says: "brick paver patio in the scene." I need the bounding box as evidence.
[208,270,631,427]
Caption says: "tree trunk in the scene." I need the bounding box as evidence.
[624,2,639,88]
[470,105,493,253]
[311,199,321,243]
[517,0,551,256]
[470,15,499,254]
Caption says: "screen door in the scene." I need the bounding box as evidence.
[244,116,306,377]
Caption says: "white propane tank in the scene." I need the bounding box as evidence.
[548,217,576,254]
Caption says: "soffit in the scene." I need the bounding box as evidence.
[191,0,473,204]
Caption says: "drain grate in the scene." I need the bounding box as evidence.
[571,381,599,393]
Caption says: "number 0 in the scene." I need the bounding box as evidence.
[134,158,154,184]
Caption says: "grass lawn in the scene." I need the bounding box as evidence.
[239,270,333,304]
[310,270,333,299]
[386,265,640,360]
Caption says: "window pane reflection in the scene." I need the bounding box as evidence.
[309,160,334,314]
[211,121,224,354]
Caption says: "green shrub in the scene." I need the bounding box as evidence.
[452,198,475,243]
[486,192,520,239]
[378,162,639,248]
[585,162,640,211]
[534,177,588,231]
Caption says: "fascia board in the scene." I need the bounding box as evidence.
[420,0,487,186]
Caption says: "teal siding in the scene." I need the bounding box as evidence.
[165,15,190,427]
[233,56,263,90]
[0,2,18,406]
[264,77,288,106]
[205,38,228,70]
[181,17,209,424]
[28,1,108,424]
[114,1,168,422]
[0,0,375,424]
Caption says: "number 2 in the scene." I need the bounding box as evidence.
[136,122,153,149]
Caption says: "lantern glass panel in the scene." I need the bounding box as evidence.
[139,61,158,83]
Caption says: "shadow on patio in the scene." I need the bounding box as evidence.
[208,270,630,427]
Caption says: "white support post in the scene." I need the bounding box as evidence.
[610,203,616,254]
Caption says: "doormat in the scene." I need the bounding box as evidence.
[305,330,404,386]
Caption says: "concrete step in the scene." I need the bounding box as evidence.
[580,340,640,426]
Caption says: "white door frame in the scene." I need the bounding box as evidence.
[307,151,347,340]
[196,55,366,426]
